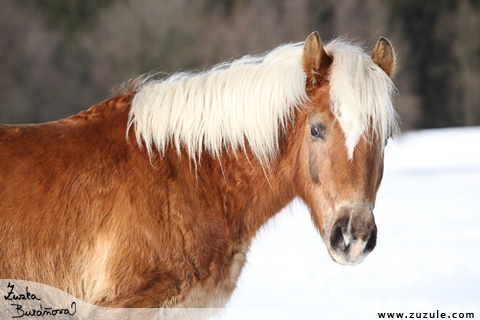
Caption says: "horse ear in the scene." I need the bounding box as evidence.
[302,32,332,85]
[372,37,396,77]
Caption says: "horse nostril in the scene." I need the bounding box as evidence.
[330,225,344,249]
[329,211,377,263]
[364,225,377,252]
[330,215,350,252]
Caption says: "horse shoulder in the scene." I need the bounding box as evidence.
[0,95,163,300]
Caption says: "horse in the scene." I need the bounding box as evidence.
[0,32,397,309]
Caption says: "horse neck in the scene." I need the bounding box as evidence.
[221,147,297,241]
[156,130,298,244]
[228,109,305,240]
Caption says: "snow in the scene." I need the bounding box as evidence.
[223,127,480,319]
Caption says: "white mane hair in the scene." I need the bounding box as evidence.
[127,38,397,163]
[128,43,307,164]
[324,39,398,159]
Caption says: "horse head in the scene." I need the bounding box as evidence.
[293,32,397,265]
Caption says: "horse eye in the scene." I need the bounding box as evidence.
[310,126,323,139]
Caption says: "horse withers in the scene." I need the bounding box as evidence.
[0,32,397,308]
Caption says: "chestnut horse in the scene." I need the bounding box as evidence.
[0,32,397,309]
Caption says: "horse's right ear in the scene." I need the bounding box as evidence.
[302,32,332,85]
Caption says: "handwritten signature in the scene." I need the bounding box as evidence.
[4,283,41,302]
[3,282,76,318]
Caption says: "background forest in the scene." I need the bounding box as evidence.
[1,0,479,130]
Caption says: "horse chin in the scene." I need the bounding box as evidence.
[325,239,371,266]
[327,249,366,266]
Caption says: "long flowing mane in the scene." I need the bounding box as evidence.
[127,38,398,163]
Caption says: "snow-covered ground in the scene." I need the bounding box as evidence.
[223,127,480,319]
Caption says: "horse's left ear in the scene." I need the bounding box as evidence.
[372,37,396,77]
[302,32,332,85]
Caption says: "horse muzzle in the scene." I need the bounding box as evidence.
[324,206,377,266]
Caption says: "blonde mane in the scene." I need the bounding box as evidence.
[127,38,397,163]
[325,39,398,159]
